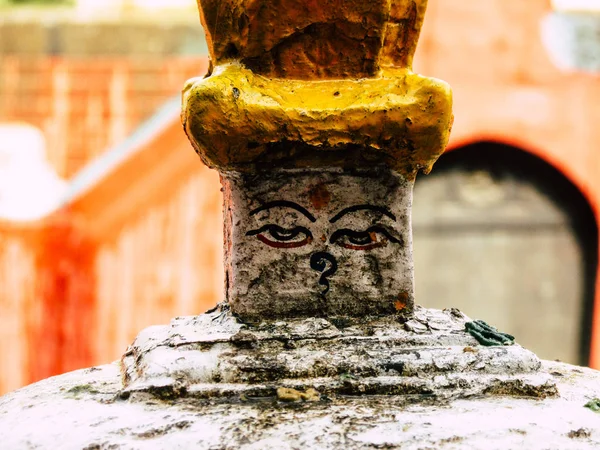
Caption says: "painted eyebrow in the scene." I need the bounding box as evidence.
[329,205,397,223]
[250,201,317,223]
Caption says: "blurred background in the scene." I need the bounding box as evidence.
[1,0,600,395]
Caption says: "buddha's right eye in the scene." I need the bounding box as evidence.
[246,225,313,249]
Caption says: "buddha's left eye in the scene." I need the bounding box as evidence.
[330,226,401,250]
[246,224,313,249]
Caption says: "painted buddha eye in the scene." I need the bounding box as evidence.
[330,226,401,251]
[246,225,313,249]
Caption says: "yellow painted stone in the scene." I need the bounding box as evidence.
[183,0,453,179]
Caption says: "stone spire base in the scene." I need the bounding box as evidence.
[223,168,414,320]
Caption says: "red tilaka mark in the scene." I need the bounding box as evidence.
[257,235,313,249]
[395,292,409,311]
[308,183,331,210]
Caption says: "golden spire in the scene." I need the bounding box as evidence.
[183,0,452,178]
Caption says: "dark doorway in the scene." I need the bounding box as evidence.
[413,142,598,365]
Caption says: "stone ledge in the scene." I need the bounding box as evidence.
[121,306,552,400]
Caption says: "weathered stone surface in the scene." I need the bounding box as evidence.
[1,344,600,448]
[221,168,414,320]
[120,307,553,400]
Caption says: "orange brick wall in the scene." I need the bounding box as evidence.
[0,57,206,177]
[94,166,223,364]
[0,229,35,392]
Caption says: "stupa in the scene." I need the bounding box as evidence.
[2,1,600,448]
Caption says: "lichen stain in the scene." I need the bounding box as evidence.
[308,183,331,210]
[484,380,558,399]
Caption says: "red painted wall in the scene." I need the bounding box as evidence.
[0,57,205,177]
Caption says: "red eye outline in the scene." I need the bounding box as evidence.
[246,224,313,249]
[329,226,401,251]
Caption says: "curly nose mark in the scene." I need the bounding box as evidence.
[310,252,338,295]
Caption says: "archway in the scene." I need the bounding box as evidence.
[413,142,598,365]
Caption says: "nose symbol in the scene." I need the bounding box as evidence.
[310,252,338,295]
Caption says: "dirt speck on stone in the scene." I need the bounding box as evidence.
[568,428,591,439]
[445,308,465,319]
[83,443,119,450]
[439,436,463,444]
[67,384,100,396]
[509,429,527,435]
[133,420,192,439]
